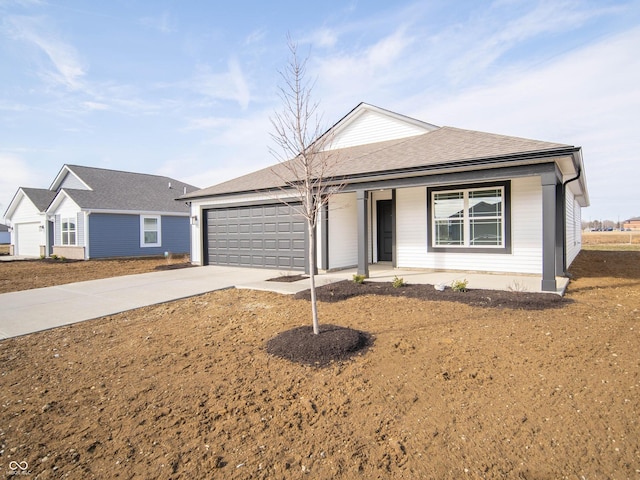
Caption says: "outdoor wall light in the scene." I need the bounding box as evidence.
[190,215,198,226]
[38,225,44,231]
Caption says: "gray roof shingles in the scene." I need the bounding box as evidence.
[60,165,199,213]
[184,126,572,199]
[21,188,57,212]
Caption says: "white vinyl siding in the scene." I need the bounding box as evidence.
[59,172,89,190]
[328,192,358,269]
[9,194,47,256]
[395,177,543,274]
[566,190,582,266]
[396,187,429,268]
[329,110,430,150]
[53,196,83,247]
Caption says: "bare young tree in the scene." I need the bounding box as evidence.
[269,39,343,335]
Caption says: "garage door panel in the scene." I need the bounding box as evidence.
[205,203,305,271]
[16,223,41,257]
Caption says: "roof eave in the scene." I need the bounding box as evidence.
[183,147,581,200]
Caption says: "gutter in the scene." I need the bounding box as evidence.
[561,165,582,276]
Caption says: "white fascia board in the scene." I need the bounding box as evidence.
[3,188,27,220]
[46,190,80,215]
[49,165,92,191]
[326,103,439,142]
[82,209,190,216]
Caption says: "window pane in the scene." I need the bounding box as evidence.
[435,219,463,246]
[144,218,157,229]
[470,219,502,245]
[469,189,502,217]
[434,192,464,219]
[69,232,76,245]
[144,231,158,244]
[62,232,68,245]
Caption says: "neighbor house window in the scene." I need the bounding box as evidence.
[61,217,76,245]
[428,182,511,254]
[140,215,161,247]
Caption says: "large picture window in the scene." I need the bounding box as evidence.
[61,217,76,246]
[140,215,161,247]
[428,182,511,254]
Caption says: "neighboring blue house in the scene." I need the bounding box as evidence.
[4,165,198,259]
[0,223,10,245]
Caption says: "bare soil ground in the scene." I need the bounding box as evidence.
[1,242,639,479]
[0,256,190,294]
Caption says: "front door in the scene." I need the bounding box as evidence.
[377,200,393,262]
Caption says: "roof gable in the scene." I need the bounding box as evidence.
[50,165,92,191]
[47,165,200,214]
[324,103,438,150]
[4,187,56,220]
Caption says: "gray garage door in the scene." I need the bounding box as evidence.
[204,203,306,271]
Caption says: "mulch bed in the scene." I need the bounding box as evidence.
[154,262,195,271]
[266,274,308,283]
[266,324,373,367]
[294,280,568,310]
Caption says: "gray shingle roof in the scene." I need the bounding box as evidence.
[58,165,199,213]
[21,188,57,212]
[184,126,573,199]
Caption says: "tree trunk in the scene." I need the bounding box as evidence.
[309,220,319,335]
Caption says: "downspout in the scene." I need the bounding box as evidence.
[561,166,582,275]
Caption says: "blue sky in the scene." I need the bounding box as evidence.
[1,0,638,223]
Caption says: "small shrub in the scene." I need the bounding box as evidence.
[507,280,528,292]
[50,254,58,260]
[451,279,468,292]
[352,274,366,284]
[392,275,406,288]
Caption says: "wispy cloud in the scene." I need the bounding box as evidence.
[140,11,174,34]
[3,15,86,90]
[191,57,251,110]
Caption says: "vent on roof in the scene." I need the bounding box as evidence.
[183,186,187,195]
[168,182,172,189]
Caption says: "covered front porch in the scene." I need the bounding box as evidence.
[243,263,570,296]
[316,163,570,293]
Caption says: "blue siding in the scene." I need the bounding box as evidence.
[88,213,190,259]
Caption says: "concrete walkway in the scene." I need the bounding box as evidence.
[0,264,568,340]
[0,266,277,340]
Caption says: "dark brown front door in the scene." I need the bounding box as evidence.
[377,200,393,262]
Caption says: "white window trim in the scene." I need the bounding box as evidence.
[140,215,161,248]
[430,185,506,250]
[61,217,77,246]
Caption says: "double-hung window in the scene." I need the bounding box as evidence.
[61,217,76,246]
[428,182,511,253]
[140,215,161,247]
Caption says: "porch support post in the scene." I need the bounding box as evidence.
[320,200,329,271]
[391,189,397,268]
[356,189,369,277]
[555,183,564,276]
[541,171,558,292]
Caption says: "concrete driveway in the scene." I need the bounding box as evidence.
[0,266,282,340]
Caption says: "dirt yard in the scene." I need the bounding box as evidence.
[0,256,190,294]
[0,245,639,479]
